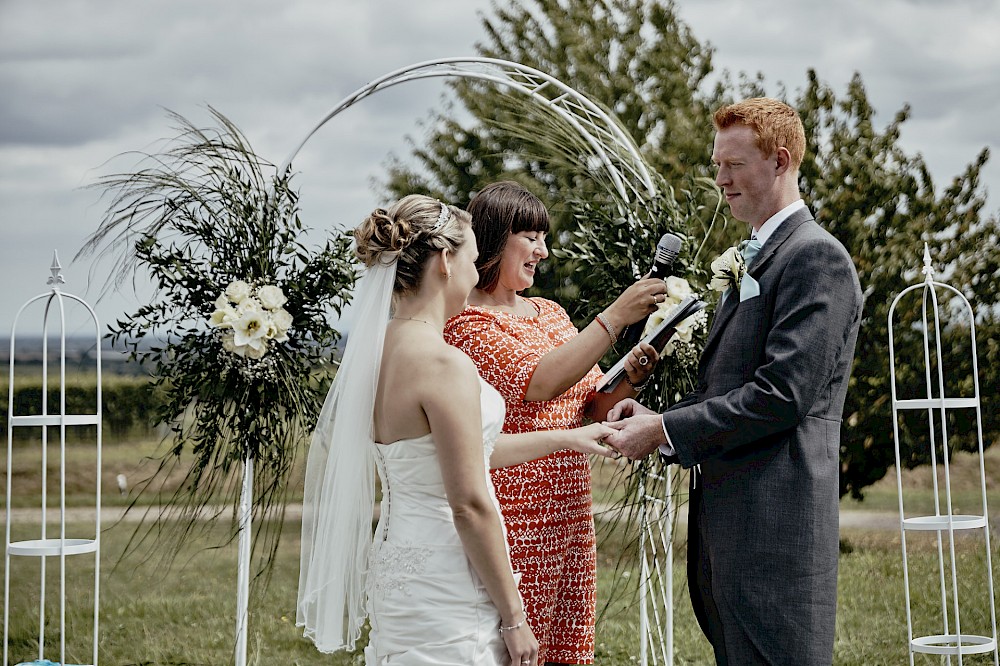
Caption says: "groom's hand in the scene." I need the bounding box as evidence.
[606,398,656,422]
[602,414,664,460]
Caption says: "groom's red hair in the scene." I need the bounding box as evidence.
[714,98,806,170]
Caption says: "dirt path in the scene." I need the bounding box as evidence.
[3,503,911,530]
[2,503,303,525]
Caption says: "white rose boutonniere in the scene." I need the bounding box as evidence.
[210,280,292,358]
[709,245,746,294]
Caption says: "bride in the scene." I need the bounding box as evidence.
[297,194,616,665]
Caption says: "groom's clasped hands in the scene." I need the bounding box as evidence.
[601,398,665,461]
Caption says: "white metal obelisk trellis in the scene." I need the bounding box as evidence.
[234,455,253,666]
[4,251,102,666]
[888,244,998,664]
[638,459,677,666]
[267,57,675,665]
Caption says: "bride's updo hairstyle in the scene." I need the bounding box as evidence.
[354,194,471,295]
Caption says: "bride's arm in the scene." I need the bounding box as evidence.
[422,347,538,664]
[489,424,617,469]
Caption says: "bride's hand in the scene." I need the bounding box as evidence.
[502,619,538,666]
[563,423,619,458]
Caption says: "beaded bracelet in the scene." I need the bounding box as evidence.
[499,615,526,634]
[624,373,649,392]
[595,312,617,345]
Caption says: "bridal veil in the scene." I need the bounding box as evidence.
[297,259,396,652]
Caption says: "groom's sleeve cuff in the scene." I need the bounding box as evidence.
[658,418,675,457]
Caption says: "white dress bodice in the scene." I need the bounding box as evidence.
[364,378,511,665]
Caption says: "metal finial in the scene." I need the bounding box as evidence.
[46,250,65,286]
[920,243,934,282]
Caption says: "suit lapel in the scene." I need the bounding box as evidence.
[745,207,812,277]
[699,207,814,357]
[702,287,739,354]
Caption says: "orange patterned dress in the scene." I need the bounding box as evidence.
[445,297,602,665]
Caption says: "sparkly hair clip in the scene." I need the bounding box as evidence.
[433,202,450,230]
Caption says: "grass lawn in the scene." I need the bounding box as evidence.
[2,516,997,665]
[3,438,998,664]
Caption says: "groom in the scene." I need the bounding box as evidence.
[604,98,863,665]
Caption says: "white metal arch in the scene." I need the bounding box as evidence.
[279,57,657,206]
[277,57,673,666]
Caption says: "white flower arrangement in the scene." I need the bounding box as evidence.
[210,280,292,359]
[76,109,359,574]
[709,245,746,294]
[642,276,708,355]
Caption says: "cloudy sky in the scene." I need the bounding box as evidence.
[2,0,998,338]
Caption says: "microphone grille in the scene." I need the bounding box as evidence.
[655,233,682,261]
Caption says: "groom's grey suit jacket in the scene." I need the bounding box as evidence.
[662,207,863,665]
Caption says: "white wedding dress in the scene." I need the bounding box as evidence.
[364,377,513,665]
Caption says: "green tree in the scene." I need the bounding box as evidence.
[383,0,748,321]
[795,71,1000,498]
[382,0,729,226]
[385,0,999,498]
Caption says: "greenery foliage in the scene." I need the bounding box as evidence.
[383,0,999,499]
[796,72,1000,498]
[2,374,157,439]
[75,107,357,567]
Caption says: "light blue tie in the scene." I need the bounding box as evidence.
[721,237,763,306]
[740,237,763,266]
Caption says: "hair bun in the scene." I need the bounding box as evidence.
[354,207,414,266]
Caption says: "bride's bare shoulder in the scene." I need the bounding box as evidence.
[386,329,477,380]
[425,340,478,380]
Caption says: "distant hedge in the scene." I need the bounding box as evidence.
[1,374,159,439]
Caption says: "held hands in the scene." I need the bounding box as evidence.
[602,398,663,460]
[563,422,620,459]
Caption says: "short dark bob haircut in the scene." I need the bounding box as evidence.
[466,181,550,293]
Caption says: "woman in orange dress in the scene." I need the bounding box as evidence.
[445,181,668,665]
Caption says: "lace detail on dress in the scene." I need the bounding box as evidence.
[368,542,434,597]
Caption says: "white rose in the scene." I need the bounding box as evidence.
[265,319,280,342]
[257,284,287,310]
[214,294,229,309]
[270,308,292,342]
[709,275,731,292]
[235,298,264,320]
[221,332,236,353]
[674,317,695,343]
[664,276,691,300]
[642,303,669,337]
[244,342,267,360]
[209,304,238,328]
[723,246,744,274]
[226,280,252,304]
[710,246,745,293]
